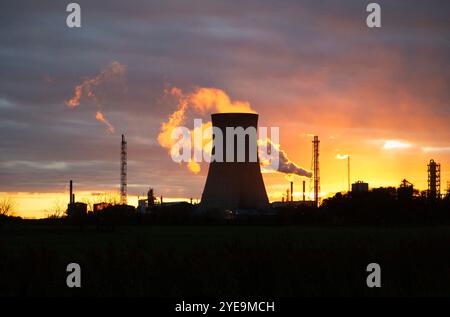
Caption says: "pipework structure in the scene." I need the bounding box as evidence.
[427,159,441,200]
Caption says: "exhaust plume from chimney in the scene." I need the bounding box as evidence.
[158,86,311,178]
[65,61,126,133]
[157,87,255,173]
[95,111,115,134]
[260,138,312,178]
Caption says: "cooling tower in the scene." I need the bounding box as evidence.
[200,113,269,210]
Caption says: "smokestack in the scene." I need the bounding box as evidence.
[290,181,293,202]
[302,180,305,202]
[69,180,73,204]
[72,194,75,204]
[200,113,269,210]
[313,135,320,207]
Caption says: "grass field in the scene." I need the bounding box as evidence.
[1,224,449,296]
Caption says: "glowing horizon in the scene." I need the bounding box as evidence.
[1,1,448,219]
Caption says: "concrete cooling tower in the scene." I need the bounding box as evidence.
[200,113,269,211]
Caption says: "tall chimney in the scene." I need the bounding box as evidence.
[302,180,305,202]
[313,135,320,207]
[290,181,293,202]
[69,180,73,204]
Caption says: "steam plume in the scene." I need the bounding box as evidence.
[66,61,126,133]
[158,87,256,173]
[278,148,312,177]
[158,86,311,177]
[259,138,312,178]
[95,111,115,134]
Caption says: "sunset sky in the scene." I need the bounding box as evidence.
[1,0,449,218]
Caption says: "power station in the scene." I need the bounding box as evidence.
[65,118,446,218]
[200,113,269,211]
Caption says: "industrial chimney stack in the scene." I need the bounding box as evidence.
[69,180,73,204]
[290,181,293,202]
[313,135,320,207]
[302,180,306,202]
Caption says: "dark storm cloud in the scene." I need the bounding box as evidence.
[0,0,449,196]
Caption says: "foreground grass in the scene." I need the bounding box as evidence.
[0,224,449,296]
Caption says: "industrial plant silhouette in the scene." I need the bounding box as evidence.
[56,112,449,227]
[3,110,434,230]
[1,113,449,297]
